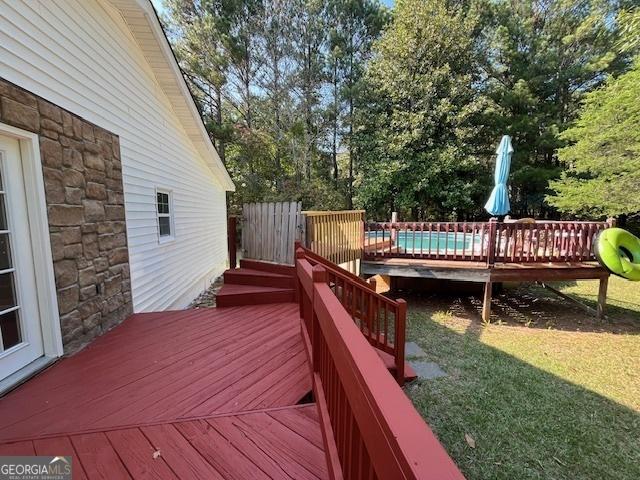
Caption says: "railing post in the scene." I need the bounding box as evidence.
[227,216,237,269]
[391,211,398,245]
[360,212,366,266]
[295,247,305,310]
[607,217,616,228]
[312,265,327,371]
[394,299,407,386]
[487,217,497,268]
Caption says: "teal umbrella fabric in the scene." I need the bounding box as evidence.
[484,135,513,216]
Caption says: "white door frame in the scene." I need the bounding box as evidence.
[0,122,63,361]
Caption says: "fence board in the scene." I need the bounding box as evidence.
[241,201,303,265]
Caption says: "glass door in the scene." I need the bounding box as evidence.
[0,134,43,381]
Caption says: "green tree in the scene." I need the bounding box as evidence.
[482,0,631,217]
[547,10,640,218]
[354,0,490,220]
[327,0,388,208]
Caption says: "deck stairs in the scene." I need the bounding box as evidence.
[217,258,417,383]
[216,259,296,307]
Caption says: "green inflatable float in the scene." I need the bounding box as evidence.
[594,228,640,281]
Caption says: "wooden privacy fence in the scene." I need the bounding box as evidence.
[296,254,464,480]
[364,219,613,265]
[296,244,405,384]
[305,210,365,266]
[241,201,304,265]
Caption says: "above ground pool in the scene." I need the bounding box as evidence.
[367,230,479,253]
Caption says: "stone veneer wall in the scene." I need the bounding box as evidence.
[0,78,133,353]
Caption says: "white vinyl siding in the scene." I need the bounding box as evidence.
[0,0,228,311]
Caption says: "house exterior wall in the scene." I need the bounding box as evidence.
[0,0,229,313]
[0,78,133,352]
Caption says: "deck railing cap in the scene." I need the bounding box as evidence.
[312,264,327,282]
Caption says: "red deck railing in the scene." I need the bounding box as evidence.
[364,219,613,266]
[296,245,406,385]
[296,256,464,480]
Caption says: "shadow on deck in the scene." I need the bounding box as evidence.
[0,304,327,479]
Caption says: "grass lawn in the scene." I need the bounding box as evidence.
[403,276,640,480]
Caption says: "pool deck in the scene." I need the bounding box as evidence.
[362,258,610,322]
[362,258,609,283]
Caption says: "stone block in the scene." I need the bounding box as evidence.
[40,137,62,168]
[97,223,113,235]
[107,190,124,205]
[3,83,37,107]
[44,176,65,204]
[37,99,62,122]
[48,205,84,226]
[109,247,128,266]
[61,227,82,245]
[79,298,102,319]
[113,233,127,248]
[1,97,39,131]
[41,129,59,140]
[104,293,124,314]
[405,342,428,358]
[94,257,109,272]
[41,118,63,134]
[98,140,112,159]
[98,234,114,251]
[82,123,95,142]
[86,182,106,200]
[60,310,82,337]
[112,136,120,158]
[408,361,448,380]
[95,128,112,144]
[83,199,105,222]
[105,205,124,221]
[80,285,98,301]
[63,148,83,171]
[82,233,99,259]
[54,259,77,288]
[49,233,64,262]
[81,223,97,234]
[83,152,105,171]
[65,187,84,205]
[63,169,85,188]
[72,117,83,139]
[104,275,122,297]
[64,243,83,259]
[62,111,74,136]
[58,285,79,314]
[79,266,97,287]
[83,312,102,331]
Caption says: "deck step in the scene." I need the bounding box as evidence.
[239,259,296,277]
[224,268,294,289]
[375,348,418,383]
[216,284,295,308]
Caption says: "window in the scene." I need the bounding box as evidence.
[156,189,173,241]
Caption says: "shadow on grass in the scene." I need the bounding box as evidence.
[405,311,640,480]
[392,282,640,334]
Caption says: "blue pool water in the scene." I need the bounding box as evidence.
[368,231,479,253]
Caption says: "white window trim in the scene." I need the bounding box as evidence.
[155,187,175,244]
[0,122,63,359]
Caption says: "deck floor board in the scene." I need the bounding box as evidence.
[0,303,326,479]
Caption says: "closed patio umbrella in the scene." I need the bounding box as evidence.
[484,135,513,216]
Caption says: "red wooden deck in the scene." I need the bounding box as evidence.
[0,304,327,479]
